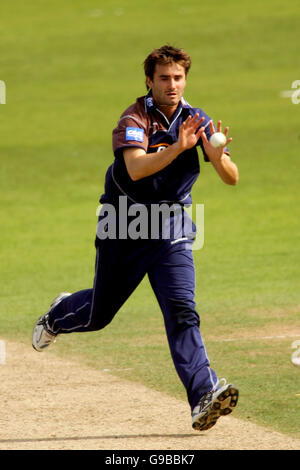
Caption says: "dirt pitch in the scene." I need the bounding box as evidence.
[0,340,299,451]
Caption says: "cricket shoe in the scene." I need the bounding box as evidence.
[192,379,239,431]
[32,292,71,352]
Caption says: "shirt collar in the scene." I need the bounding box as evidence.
[144,89,185,114]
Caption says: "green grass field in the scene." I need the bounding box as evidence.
[1,0,300,439]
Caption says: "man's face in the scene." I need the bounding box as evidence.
[146,62,186,108]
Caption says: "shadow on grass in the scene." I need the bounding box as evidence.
[0,433,201,444]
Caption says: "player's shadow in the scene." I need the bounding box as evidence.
[0,433,202,445]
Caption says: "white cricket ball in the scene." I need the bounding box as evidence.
[209,132,227,148]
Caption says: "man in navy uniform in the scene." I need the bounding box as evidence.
[33,45,239,431]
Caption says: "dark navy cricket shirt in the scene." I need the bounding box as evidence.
[100,90,225,206]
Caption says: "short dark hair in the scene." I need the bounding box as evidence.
[143,45,191,89]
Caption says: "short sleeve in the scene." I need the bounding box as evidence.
[112,115,149,158]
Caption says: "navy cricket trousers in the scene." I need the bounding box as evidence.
[47,235,218,409]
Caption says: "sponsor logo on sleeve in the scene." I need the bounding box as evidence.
[126,127,144,142]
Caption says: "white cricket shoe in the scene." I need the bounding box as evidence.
[192,378,239,431]
[32,292,71,352]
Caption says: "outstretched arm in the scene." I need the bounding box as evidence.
[199,120,239,185]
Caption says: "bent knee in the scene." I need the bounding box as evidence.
[88,311,115,331]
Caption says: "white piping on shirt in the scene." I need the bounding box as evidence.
[111,164,138,204]
[159,192,191,204]
[118,115,147,129]
[168,108,183,131]
[170,237,189,245]
[155,107,183,132]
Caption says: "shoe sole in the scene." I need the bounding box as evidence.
[32,317,47,352]
[32,337,56,352]
[32,293,71,351]
[32,316,57,352]
[192,384,239,431]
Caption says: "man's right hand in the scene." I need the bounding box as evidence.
[175,114,205,153]
[123,114,205,181]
